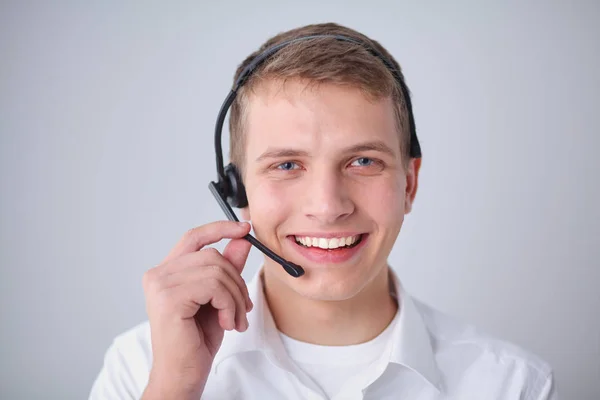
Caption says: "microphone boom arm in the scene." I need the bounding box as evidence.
[209,182,305,278]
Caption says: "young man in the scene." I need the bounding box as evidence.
[90,23,556,399]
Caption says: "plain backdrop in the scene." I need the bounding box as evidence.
[1,1,599,399]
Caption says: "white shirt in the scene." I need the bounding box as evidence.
[89,267,557,399]
[278,306,399,399]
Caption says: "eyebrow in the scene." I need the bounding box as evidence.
[255,148,310,162]
[255,140,396,162]
[344,140,396,158]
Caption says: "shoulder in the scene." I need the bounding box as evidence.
[89,321,152,399]
[412,298,555,397]
[111,320,153,356]
[105,320,153,369]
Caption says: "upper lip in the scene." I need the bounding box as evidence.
[287,232,365,238]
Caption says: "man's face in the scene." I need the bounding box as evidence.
[241,79,418,301]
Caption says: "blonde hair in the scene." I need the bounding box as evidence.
[229,22,412,173]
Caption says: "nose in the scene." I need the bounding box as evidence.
[301,167,355,223]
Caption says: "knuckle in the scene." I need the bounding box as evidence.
[142,266,170,296]
[205,277,221,292]
[208,278,235,304]
[142,268,159,290]
[208,264,225,278]
[201,247,221,258]
[214,290,235,309]
[146,276,164,295]
[182,227,197,241]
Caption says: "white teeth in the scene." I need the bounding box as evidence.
[294,235,361,249]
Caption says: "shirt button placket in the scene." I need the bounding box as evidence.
[332,390,364,400]
[303,388,325,400]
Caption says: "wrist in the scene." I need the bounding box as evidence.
[143,370,205,400]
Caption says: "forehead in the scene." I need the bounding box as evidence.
[243,79,400,156]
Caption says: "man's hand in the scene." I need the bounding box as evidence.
[141,221,253,400]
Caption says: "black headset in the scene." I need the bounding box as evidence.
[209,34,422,278]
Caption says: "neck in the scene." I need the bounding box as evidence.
[262,265,398,346]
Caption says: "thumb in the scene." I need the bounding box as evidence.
[222,234,252,274]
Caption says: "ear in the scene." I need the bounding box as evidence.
[404,157,422,215]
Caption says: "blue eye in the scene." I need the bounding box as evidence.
[277,161,298,170]
[351,157,373,167]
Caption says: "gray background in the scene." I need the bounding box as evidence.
[1,1,598,399]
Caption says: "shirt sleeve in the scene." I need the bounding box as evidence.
[88,337,149,400]
[533,371,557,400]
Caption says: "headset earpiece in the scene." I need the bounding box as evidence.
[223,163,248,208]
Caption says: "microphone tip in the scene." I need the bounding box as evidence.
[285,262,305,278]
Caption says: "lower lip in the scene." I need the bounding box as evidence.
[287,234,369,264]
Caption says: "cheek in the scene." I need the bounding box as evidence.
[356,176,405,224]
[246,181,293,231]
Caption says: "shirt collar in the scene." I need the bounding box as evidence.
[213,267,289,370]
[214,266,442,391]
[388,269,442,391]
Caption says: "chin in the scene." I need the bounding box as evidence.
[281,262,373,301]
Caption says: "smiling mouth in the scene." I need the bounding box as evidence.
[293,234,364,250]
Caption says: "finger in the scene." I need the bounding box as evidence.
[165,265,249,332]
[161,247,253,311]
[209,284,237,331]
[222,238,253,311]
[206,266,249,332]
[173,278,237,330]
[195,306,224,356]
[223,237,252,275]
[162,221,251,263]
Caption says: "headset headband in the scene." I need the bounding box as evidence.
[214,34,422,185]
